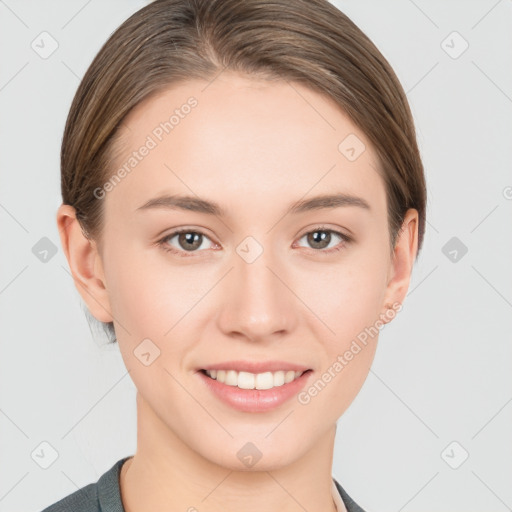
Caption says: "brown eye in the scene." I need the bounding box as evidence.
[307,230,332,249]
[296,228,350,253]
[159,229,215,256]
[176,232,203,251]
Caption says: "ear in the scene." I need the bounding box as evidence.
[380,208,419,324]
[56,204,113,323]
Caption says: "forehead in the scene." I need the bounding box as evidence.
[107,72,386,218]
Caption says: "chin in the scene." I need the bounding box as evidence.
[193,434,312,472]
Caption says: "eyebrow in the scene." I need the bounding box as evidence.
[136,193,371,216]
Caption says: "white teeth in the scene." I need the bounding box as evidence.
[225,370,238,386]
[285,370,296,384]
[204,369,305,389]
[238,371,255,389]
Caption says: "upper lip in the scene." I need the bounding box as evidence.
[200,360,311,374]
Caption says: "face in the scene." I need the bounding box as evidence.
[69,72,415,470]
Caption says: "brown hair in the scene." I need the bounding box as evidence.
[61,0,427,343]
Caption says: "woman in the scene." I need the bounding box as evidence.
[42,0,426,510]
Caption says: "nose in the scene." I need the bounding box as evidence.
[216,245,298,343]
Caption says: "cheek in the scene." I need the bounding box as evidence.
[299,253,387,341]
[105,248,216,338]
[295,261,384,415]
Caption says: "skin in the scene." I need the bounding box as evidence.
[57,71,418,512]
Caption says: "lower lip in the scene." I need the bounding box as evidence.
[198,370,313,413]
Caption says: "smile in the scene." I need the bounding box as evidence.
[203,369,306,390]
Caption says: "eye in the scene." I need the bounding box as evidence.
[295,226,351,253]
[158,228,217,257]
[157,226,352,258]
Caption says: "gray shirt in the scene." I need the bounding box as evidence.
[40,456,366,512]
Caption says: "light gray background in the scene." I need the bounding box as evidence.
[1,1,511,511]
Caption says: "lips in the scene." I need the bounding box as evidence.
[197,367,313,412]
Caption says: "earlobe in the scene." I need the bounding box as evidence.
[56,204,113,323]
[380,209,419,322]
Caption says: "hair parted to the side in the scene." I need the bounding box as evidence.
[61,0,427,344]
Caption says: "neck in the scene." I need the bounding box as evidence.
[119,392,344,512]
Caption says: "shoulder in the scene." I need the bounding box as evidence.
[39,457,131,512]
[40,480,100,512]
[333,477,367,512]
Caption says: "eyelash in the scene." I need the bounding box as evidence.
[157,226,352,258]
